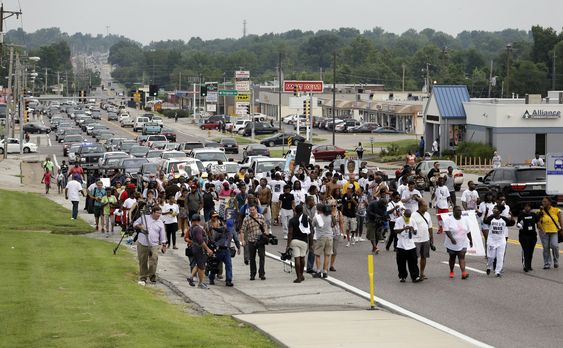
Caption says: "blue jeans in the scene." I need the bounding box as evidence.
[539,232,559,267]
[209,248,233,282]
[71,201,79,219]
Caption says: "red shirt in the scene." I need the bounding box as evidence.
[42,172,52,185]
[69,166,84,176]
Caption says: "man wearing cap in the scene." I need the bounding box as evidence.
[186,214,214,289]
[65,174,86,220]
[208,211,241,287]
[133,206,167,285]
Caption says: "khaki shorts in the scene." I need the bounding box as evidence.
[289,239,309,258]
[314,236,334,256]
[416,241,430,258]
[343,216,357,233]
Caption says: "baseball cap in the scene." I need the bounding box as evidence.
[127,183,136,189]
[191,214,201,221]
[211,211,219,218]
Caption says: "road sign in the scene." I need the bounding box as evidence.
[283,80,324,93]
[205,82,218,91]
[218,89,238,96]
[206,104,217,112]
[546,153,563,194]
[235,94,250,102]
[206,91,218,103]
[235,70,250,79]
[235,102,250,115]
[235,81,250,92]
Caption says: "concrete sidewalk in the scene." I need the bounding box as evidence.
[7,159,479,348]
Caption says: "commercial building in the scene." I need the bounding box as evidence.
[423,85,563,164]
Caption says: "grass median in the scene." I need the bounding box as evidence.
[0,190,276,348]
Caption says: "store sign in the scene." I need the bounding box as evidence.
[235,94,250,102]
[235,81,250,92]
[206,91,218,103]
[235,70,250,79]
[546,153,563,195]
[522,110,561,119]
[283,80,324,93]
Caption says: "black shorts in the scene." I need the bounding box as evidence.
[93,205,103,218]
[192,245,207,269]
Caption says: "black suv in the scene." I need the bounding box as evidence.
[476,167,554,212]
[243,122,277,136]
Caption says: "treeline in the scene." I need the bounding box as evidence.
[107,26,563,97]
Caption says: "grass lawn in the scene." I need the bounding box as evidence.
[0,190,94,234]
[0,190,275,348]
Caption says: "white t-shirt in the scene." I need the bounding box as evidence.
[412,211,432,243]
[443,215,471,251]
[65,180,83,201]
[487,217,508,247]
[387,201,404,222]
[291,189,306,206]
[499,205,511,237]
[269,180,286,202]
[531,158,544,167]
[434,186,450,209]
[122,197,136,210]
[461,189,479,210]
[478,202,495,227]
[394,216,417,250]
[161,203,179,224]
[397,184,408,197]
[401,188,421,213]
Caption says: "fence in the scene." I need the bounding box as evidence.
[455,155,494,172]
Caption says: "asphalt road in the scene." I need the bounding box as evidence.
[35,65,563,348]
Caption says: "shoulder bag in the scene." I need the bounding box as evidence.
[543,208,563,243]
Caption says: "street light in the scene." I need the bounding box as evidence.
[505,44,512,98]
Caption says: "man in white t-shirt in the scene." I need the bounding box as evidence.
[269,173,285,226]
[412,199,433,279]
[65,173,85,220]
[401,181,422,213]
[461,181,480,211]
[530,153,544,167]
[394,209,421,283]
[433,177,450,233]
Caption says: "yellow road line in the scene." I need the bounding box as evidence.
[507,239,563,254]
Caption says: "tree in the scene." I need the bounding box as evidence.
[531,26,559,67]
[509,60,548,95]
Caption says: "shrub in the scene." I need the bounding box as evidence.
[455,142,495,160]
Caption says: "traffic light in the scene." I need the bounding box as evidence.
[24,99,29,123]
[200,85,207,97]
[293,84,298,96]
[303,98,310,116]
[79,90,86,103]
[149,84,158,97]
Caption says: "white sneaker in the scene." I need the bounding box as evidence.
[351,240,356,245]
[346,242,350,247]
[283,236,288,240]
[359,237,366,242]
[137,280,146,286]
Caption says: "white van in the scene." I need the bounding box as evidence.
[133,116,150,132]
[161,158,205,178]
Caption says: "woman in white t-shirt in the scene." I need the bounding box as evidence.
[443,206,473,279]
[476,192,495,257]
[291,181,306,207]
[162,195,180,249]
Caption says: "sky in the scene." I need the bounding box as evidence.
[4,0,563,44]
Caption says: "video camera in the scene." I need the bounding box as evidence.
[205,241,220,274]
[280,248,293,261]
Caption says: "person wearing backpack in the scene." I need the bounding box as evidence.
[202,183,217,222]
[537,197,563,269]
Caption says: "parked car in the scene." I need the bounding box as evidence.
[282,114,306,125]
[188,148,228,167]
[146,135,168,148]
[324,119,344,131]
[98,151,130,167]
[120,116,134,128]
[151,116,163,127]
[312,145,346,161]
[260,133,305,147]
[129,145,150,158]
[242,122,278,136]
[75,143,106,169]
[133,116,150,132]
[180,142,204,153]
[476,167,553,213]
[232,119,251,133]
[243,144,270,160]
[335,119,361,133]
[142,122,162,135]
[204,141,225,152]
[160,128,176,142]
[0,138,38,154]
[220,138,239,154]
[23,123,50,134]
[200,120,221,130]
[160,150,187,160]
[348,122,380,133]
[371,126,401,134]
[414,160,464,191]
[107,112,118,121]
[62,135,85,156]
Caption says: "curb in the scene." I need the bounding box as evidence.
[264,251,492,348]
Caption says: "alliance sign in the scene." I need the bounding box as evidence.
[522,109,562,119]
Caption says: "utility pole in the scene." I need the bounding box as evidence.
[178,71,182,91]
[0,4,22,67]
[332,51,336,146]
[65,71,69,96]
[57,71,61,95]
[3,47,13,158]
[44,68,48,93]
[488,60,493,98]
[426,63,431,95]
[402,64,406,92]
[505,44,512,98]
[553,49,557,91]
[243,20,247,38]
[278,52,282,136]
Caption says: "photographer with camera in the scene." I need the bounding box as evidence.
[287,204,314,283]
[133,206,167,285]
[207,211,240,287]
[239,205,268,281]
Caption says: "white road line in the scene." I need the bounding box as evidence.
[440,261,487,274]
[48,136,52,147]
[265,251,493,348]
[53,154,59,168]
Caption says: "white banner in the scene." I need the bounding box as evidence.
[438,210,486,257]
[206,91,218,103]
[206,104,217,112]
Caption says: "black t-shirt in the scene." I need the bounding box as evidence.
[428,168,439,180]
[60,164,69,175]
[165,185,180,200]
[289,216,309,242]
[341,195,357,218]
[203,191,215,209]
[518,212,538,235]
[279,193,295,210]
